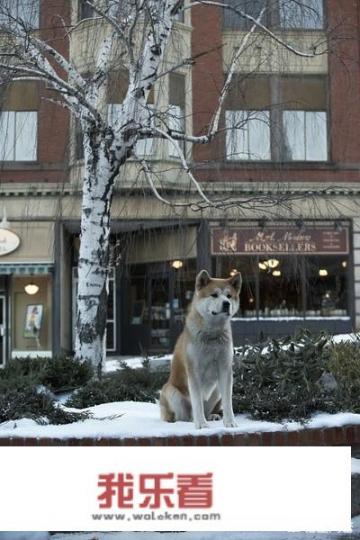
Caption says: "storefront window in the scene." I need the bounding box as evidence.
[258,256,303,317]
[305,256,348,317]
[11,275,52,353]
[211,223,350,320]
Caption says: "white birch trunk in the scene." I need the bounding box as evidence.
[75,129,115,376]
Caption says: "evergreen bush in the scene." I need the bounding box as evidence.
[328,338,360,413]
[0,386,89,425]
[232,331,337,421]
[67,361,169,408]
[0,355,93,393]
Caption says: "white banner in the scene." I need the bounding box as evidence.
[0,447,351,532]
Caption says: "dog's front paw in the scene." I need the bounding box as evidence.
[223,418,238,428]
[195,420,210,429]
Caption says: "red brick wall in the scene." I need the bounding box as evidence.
[191,4,224,164]
[191,0,360,184]
[0,425,359,446]
[0,0,70,184]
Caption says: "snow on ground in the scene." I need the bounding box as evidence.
[1,520,359,540]
[2,401,360,440]
[103,354,172,374]
[331,334,360,344]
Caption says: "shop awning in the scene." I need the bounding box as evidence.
[0,263,53,275]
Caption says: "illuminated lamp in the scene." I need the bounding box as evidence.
[25,282,39,295]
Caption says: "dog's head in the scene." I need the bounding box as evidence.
[193,269,242,322]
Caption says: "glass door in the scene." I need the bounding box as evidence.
[148,273,171,353]
[0,295,6,367]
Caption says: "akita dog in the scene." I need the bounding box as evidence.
[160,269,241,429]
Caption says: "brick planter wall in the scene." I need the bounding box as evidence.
[0,424,359,446]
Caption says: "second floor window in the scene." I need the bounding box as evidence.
[225,75,328,162]
[0,111,37,161]
[282,110,327,161]
[0,80,39,162]
[226,110,270,160]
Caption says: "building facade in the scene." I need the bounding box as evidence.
[0,0,360,363]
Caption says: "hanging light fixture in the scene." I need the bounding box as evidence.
[24,281,39,295]
[267,258,279,269]
[229,269,238,276]
[319,269,328,277]
[258,261,267,271]
[171,260,183,269]
[272,270,281,277]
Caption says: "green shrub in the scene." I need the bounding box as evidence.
[0,355,93,424]
[0,355,93,393]
[232,331,337,422]
[0,386,89,425]
[67,361,169,408]
[328,338,360,413]
[41,355,93,392]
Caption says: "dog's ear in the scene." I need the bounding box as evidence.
[229,272,242,293]
[195,269,210,290]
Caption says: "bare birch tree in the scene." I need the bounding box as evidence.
[0,0,322,375]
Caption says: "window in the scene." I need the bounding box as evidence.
[168,73,186,158]
[223,0,323,30]
[78,0,94,21]
[282,110,327,161]
[225,75,328,162]
[226,110,270,160]
[0,111,37,161]
[223,0,266,30]
[211,224,350,320]
[74,118,84,161]
[279,0,323,29]
[305,256,348,316]
[0,80,39,162]
[0,0,39,28]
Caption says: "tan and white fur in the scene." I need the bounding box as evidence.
[160,269,241,429]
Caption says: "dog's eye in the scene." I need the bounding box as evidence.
[211,293,218,298]
[227,294,232,299]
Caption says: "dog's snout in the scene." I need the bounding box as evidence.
[222,300,230,312]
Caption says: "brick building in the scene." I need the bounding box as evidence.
[0,0,359,363]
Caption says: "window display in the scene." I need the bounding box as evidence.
[211,223,350,320]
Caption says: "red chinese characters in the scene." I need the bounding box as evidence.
[97,472,213,510]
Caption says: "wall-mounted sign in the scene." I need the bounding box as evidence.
[211,226,349,255]
[0,229,20,256]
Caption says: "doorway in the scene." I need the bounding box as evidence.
[148,271,172,353]
[0,295,7,367]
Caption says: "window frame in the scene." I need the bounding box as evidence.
[222,0,324,31]
[225,109,271,161]
[224,75,329,164]
[0,110,38,162]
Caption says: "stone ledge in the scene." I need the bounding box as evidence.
[0,424,359,446]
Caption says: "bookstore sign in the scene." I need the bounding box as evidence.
[211,226,349,255]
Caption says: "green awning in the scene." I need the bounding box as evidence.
[0,263,53,275]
